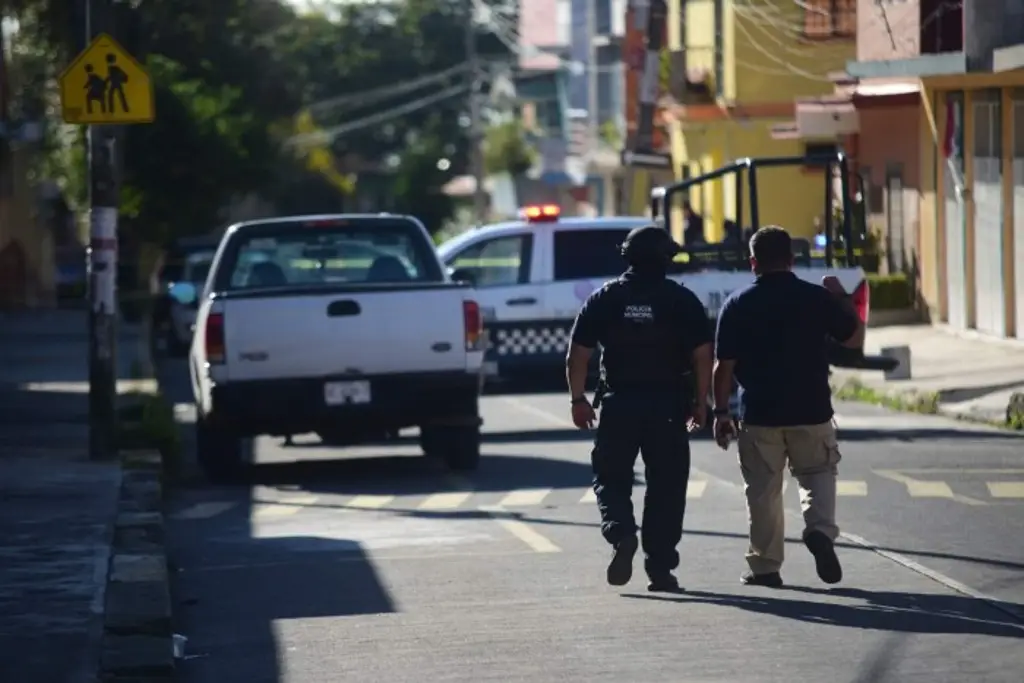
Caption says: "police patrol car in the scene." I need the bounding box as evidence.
[435,204,871,383]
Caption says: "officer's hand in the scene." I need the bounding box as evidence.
[821,275,846,296]
[713,416,737,450]
[687,402,707,433]
[571,398,597,429]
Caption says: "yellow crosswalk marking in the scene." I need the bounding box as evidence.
[347,494,394,509]
[499,488,551,507]
[837,480,868,496]
[987,482,1024,498]
[904,480,956,498]
[687,481,708,498]
[253,504,302,519]
[872,469,984,504]
[253,495,318,519]
[418,492,472,510]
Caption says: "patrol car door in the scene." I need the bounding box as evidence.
[441,232,544,377]
[541,225,635,357]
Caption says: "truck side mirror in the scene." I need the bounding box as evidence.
[169,282,198,306]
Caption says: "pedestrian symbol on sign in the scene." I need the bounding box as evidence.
[58,33,154,125]
[82,54,129,115]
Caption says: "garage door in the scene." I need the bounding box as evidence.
[972,89,1005,337]
[945,93,968,330]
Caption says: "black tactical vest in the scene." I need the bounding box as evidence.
[597,276,691,393]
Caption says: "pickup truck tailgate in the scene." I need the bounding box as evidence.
[221,288,467,381]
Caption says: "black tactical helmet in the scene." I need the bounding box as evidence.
[619,224,682,266]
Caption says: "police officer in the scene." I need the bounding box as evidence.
[566,225,713,592]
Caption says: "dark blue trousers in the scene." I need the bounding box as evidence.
[591,391,691,574]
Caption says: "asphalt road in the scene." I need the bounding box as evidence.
[161,362,1024,682]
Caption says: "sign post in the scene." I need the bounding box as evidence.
[58,31,154,460]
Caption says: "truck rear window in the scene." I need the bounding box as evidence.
[213,218,443,291]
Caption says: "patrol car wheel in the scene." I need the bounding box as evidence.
[421,425,480,471]
[196,415,245,484]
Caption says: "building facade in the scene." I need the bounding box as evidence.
[662,0,855,244]
[848,0,1024,340]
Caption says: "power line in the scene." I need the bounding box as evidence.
[286,83,470,148]
[306,64,470,115]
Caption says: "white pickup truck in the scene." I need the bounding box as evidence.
[169,214,485,482]
[435,204,877,388]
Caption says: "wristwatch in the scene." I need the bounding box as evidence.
[571,395,588,406]
[713,407,731,417]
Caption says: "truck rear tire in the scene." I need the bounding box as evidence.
[196,415,244,484]
[420,424,481,472]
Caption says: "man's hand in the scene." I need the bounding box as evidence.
[821,275,846,296]
[687,401,707,433]
[713,415,737,450]
[571,397,597,429]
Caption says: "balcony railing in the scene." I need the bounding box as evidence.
[803,0,855,39]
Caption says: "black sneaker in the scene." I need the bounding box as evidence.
[741,571,784,588]
[647,572,683,593]
[804,530,843,584]
[606,535,638,586]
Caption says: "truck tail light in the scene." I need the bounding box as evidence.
[463,300,482,350]
[205,312,226,363]
[851,279,869,324]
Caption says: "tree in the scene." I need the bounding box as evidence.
[7,0,516,245]
[483,120,535,176]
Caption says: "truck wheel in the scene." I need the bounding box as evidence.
[196,415,244,484]
[437,425,481,472]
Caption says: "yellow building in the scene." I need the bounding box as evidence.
[663,0,855,243]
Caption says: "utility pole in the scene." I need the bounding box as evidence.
[586,0,598,158]
[466,0,487,225]
[86,0,120,460]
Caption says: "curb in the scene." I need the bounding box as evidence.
[832,376,1024,432]
[98,450,176,681]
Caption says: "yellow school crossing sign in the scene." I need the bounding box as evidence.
[58,33,154,125]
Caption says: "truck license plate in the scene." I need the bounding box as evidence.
[324,380,371,406]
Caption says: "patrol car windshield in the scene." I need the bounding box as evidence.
[214,218,444,291]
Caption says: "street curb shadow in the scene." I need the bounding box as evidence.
[96,451,176,681]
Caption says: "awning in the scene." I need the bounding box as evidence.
[793,97,859,137]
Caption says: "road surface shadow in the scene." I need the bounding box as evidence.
[622,587,1024,637]
[173,534,394,682]
[238,452,614,494]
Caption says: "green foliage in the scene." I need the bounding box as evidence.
[483,120,535,176]
[118,391,182,480]
[831,377,939,415]
[10,0,515,248]
[392,132,455,234]
[866,273,913,311]
[599,120,622,149]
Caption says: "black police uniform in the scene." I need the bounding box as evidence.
[568,226,712,588]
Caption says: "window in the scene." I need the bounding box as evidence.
[215,218,443,291]
[804,142,838,158]
[803,0,855,39]
[553,228,632,281]
[886,167,906,273]
[182,251,215,286]
[448,235,532,288]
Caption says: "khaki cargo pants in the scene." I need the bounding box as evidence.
[738,421,841,575]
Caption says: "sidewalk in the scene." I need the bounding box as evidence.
[832,323,1024,425]
[0,310,162,683]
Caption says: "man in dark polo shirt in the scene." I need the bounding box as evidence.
[710,225,865,588]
